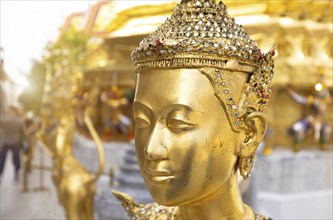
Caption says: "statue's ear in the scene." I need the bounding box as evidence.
[239,111,267,157]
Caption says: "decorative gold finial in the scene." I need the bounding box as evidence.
[131,0,275,131]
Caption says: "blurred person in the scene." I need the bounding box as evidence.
[0,105,26,183]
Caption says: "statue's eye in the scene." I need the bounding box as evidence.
[134,116,150,129]
[167,118,195,132]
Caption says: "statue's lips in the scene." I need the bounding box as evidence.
[144,169,175,183]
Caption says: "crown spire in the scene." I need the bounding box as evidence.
[132,0,264,72]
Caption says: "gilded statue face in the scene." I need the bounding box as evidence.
[133,69,241,206]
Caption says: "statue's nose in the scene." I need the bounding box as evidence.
[144,123,169,161]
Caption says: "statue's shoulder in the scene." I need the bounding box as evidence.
[113,191,272,220]
[112,190,177,220]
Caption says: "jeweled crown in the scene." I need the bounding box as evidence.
[132,0,275,131]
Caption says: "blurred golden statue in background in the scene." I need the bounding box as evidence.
[38,73,105,220]
[113,0,275,219]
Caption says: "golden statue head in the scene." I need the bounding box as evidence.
[131,0,275,217]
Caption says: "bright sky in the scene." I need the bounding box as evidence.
[0,0,97,88]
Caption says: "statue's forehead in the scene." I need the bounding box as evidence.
[135,68,211,89]
[134,69,216,111]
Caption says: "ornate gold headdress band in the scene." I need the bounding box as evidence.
[131,0,275,131]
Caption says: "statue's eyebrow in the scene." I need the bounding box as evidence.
[133,102,204,118]
[133,101,153,114]
[163,104,194,112]
[162,104,204,117]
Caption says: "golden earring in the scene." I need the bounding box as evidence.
[239,154,255,180]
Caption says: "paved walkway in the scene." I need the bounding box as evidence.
[0,138,133,220]
[0,143,65,220]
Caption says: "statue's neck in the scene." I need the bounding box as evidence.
[177,172,253,220]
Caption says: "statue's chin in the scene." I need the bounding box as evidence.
[148,187,201,207]
[147,186,183,206]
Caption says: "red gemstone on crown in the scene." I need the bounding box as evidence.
[156,39,162,47]
[271,50,275,56]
